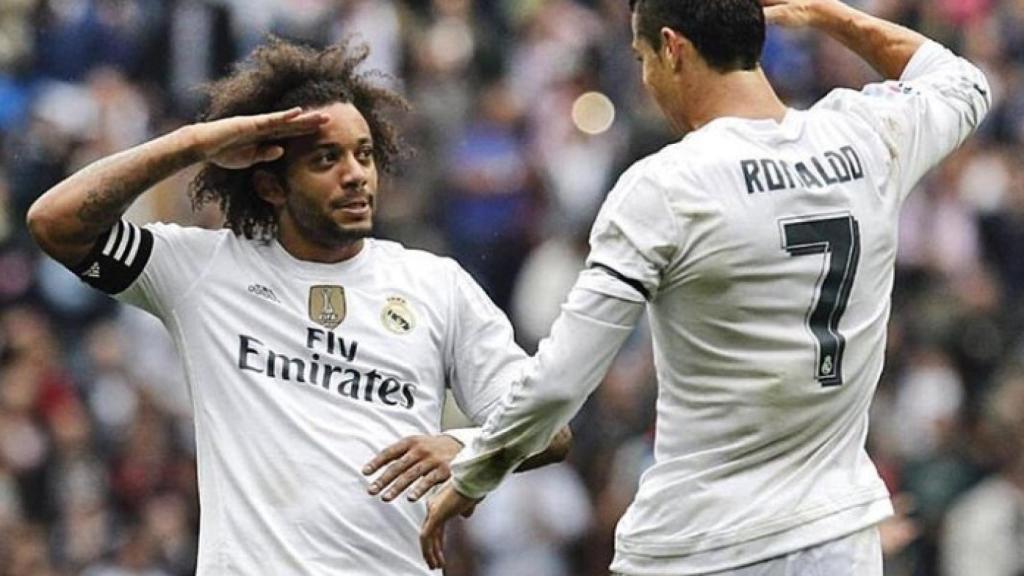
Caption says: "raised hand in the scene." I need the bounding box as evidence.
[363,435,463,502]
[189,107,331,170]
[762,0,830,28]
[762,0,926,78]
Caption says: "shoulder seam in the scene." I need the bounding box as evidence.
[166,228,233,314]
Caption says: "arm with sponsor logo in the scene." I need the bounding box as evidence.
[26,108,328,268]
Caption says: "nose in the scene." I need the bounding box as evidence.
[339,153,368,190]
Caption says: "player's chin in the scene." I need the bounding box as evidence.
[334,220,373,240]
[332,208,372,227]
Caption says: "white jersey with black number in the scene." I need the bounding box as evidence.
[449,41,990,575]
[75,230,525,575]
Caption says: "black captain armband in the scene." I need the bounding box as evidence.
[71,220,153,294]
[590,262,650,300]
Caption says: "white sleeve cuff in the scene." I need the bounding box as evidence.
[442,427,479,448]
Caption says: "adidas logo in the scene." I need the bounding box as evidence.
[84,263,101,278]
[247,283,281,304]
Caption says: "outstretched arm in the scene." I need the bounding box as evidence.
[420,280,645,569]
[27,108,329,267]
[763,0,928,79]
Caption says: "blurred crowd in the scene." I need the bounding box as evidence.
[0,0,1022,575]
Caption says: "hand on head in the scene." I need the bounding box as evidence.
[761,0,830,28]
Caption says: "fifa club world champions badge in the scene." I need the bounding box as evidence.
[309,285,346,329]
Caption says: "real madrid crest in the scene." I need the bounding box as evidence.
[309,285,346,329]
[381,296,415,335]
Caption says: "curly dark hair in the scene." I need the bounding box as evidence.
[190,37,408,240]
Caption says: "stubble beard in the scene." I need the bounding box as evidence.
[285,189,374,249]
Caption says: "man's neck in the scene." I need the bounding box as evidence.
[683,68,788,131]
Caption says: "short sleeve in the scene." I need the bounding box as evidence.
[585,159,679,302]
[446,263,528,423]
[813,41,990,201]
[73,221,226,319]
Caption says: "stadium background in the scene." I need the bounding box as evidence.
[0,0,1022,574]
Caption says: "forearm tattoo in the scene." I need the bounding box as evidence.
[74,145,202,236]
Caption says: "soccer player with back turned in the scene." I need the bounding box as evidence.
[25,39,568,575]
[421,1,991,574]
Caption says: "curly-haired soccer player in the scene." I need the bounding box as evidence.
[27,38,568,575]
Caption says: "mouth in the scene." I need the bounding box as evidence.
[333,197,372,218]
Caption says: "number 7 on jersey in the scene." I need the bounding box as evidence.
[779,214,861,387]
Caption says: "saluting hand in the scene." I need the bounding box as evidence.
[185,107,331,170]
[761,0,833,28]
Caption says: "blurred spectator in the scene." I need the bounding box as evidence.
[978,148,1024,304]
[140,494,196,575]
[443,79,539,310]
[0,0,38,70]
[3,522,57,576]
[327,0,402,79]
[33,0,162,82]
[941,364,1024,576]
[464,463,592,576]
[510,230,587,350]
[81,522,171,576]
[893,347,965,461]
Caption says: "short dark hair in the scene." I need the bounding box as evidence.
[190,37,408,240]
[629,0,765,72]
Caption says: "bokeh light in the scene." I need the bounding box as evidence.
[571,91,616,135]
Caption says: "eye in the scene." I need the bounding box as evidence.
[314,150,339,166]
[355,146,374,164]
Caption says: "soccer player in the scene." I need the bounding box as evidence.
[420,0,991,574]
[26,39,567,575]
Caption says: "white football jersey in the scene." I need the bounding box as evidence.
[450,41,990,575]
[82,230,524,575]
[603,41,989,574]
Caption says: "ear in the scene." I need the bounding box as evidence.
[660,27,692,72]
[254,170,286,208]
